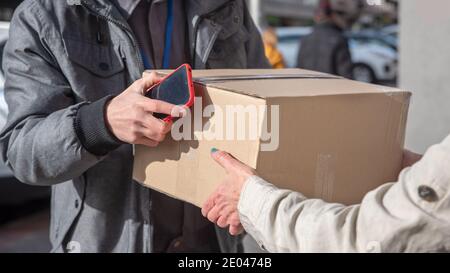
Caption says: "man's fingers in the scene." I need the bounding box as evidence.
[210,149,239,173]
[140,117,171,139]
[141,72,162,90]
[162,119,173,134]
[138,97,187,118]
[132,72,161,94]
[141,129,166,142]
[135,137,159,148]
[137,97,178,116]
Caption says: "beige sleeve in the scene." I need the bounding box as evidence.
[238,136,450,253]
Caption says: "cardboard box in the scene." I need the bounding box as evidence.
[133,69,410,206]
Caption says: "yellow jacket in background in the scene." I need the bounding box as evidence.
[264,43,286,69]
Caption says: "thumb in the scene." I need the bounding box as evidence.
[211,148,237,173]
[141,72,162,92]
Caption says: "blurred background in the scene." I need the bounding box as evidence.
[0,0,449,252]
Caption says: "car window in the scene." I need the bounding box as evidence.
[278,35,304,44]
[351,37,391,48]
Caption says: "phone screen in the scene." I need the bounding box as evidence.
[148,66,191,104]
[146,65,191,120]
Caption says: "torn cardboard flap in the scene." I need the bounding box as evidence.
[135,69,411,207]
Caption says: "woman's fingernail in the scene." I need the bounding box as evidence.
[211,148,218,154]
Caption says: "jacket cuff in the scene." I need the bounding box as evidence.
[238,176,277,226]
[237,176,277,250]
[74,96,124,156]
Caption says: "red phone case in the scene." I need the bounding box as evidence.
[146,64,195,122]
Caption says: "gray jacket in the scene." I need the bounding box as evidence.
[0,0,269,253]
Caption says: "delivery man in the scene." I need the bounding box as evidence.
[0,0,269,253]
[297,0,363,78]
[202,140,450,252]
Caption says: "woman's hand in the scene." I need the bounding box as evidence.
[201,148,257,236]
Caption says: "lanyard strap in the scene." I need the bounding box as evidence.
[162,0,173,69]
[141,0,173,70]
[140,49,152,70]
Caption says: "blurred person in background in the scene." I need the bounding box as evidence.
[262,28,285,69]
[297,0,363,78]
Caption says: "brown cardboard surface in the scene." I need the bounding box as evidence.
[134,69,410,207]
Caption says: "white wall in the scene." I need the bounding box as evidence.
[400,0,450,153]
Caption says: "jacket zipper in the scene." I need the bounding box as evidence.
[80,0,145,74]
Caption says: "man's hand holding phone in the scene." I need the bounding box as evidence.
[105,72,186,147]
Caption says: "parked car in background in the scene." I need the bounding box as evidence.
[0,22,49,217]
[354,25,398,51]
[276,26,398,84]
[381,24,398,39]
[348,32,398,83]
[379,24,398,50]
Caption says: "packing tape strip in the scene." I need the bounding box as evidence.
[193,73,342,84]
[314,153,335,202]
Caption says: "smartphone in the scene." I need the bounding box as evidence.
[145,64,195,122]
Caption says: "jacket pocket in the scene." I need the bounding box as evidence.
[61,34,127,101]
[49,177,86,252]
[210,0,243,41]
[207,0,248,61]
[208,27,250,68]
[63,36,125,78]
